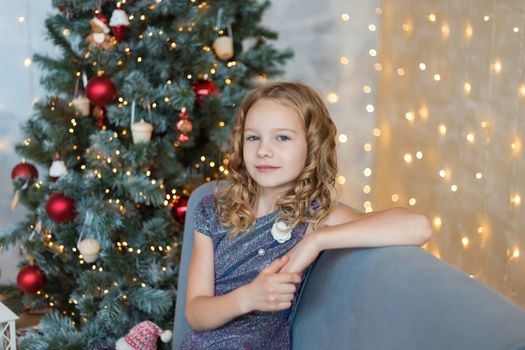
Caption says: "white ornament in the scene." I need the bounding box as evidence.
[109,8,130,27]
[131,119,153,144]
[49,160,68,178]
[213,36,234,60]
[72,95,90,116]
[78,238,101,263]
[271,221,292,243]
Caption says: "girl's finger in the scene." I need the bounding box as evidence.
[276,301,292,310]
[276,293,295,302]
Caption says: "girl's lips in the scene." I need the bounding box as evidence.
[256,166,280,173]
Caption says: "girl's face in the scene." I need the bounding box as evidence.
[243,98,307,194]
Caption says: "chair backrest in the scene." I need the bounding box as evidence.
[172,180,226,349]
[172,180,525,350]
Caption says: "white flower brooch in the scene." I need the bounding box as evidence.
[271,220,292,243]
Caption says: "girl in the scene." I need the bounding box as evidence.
[181,82,431,349]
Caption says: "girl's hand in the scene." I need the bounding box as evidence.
[240,255,302,313]
[279,233,321,274]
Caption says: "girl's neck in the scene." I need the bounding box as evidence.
[253,187,288,217]
[253,202,276,218]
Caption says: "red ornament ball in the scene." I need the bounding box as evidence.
[11,162,38,181]
[176,119,193,135]
[46,193,76,223]
[192,80,220,103]
[17,265,46,294]
[171,196,188,224]
[86,76,117,106]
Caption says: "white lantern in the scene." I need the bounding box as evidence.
[72,95,90,116]
[131,119,153,144]
[0,301,18,350]
[49,160,68,178]
[78,238,101,263]
[213,36,234,60]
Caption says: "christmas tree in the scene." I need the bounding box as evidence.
[0,0,291,348]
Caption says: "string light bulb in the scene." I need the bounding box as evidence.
[492,60,502,73]
[465,24,473,39]
[433,217,442,229]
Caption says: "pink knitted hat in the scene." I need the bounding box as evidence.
[115,321,173,350]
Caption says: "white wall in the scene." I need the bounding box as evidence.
[0,0,55,283]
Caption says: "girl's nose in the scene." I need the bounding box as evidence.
[257,142,273,158]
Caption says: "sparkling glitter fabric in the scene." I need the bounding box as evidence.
[180,194,315,350]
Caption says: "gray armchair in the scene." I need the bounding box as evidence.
[172,181,525,349]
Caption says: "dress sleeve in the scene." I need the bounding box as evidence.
[193,194,214,238]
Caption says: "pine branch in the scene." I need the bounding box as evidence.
[20,312,86,350]
[0,221,30,251]
[43,17,80,59]
[128,287,173,315]
[0,284,25,315]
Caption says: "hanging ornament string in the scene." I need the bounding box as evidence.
[216,7,223,30]
[74,76,79,98]
[146,98,152,123]
[16,158,31,192]
[28,220,43,241]
[131,98,136,125]
[227,24,233,38]
[82,70,88,90]
[77,211,95,247]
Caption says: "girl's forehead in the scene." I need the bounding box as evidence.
[245,99,303,129]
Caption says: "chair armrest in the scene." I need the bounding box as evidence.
[292,246,525,350]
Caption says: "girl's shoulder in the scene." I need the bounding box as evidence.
[198,193,217,208]
[193,194,220,238]
[195,193,221,221]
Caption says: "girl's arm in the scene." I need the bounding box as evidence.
[185,232,301,331]
[314,206,432,250]
[185,231,247,331]
[280,206,431,274]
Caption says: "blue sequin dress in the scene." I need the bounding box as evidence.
[180,194,315,350]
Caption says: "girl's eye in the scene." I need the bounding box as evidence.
[245,135,290,141]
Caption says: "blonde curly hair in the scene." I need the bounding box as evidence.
[213,81,340,238]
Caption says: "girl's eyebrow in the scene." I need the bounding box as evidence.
[244,128,297,134]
